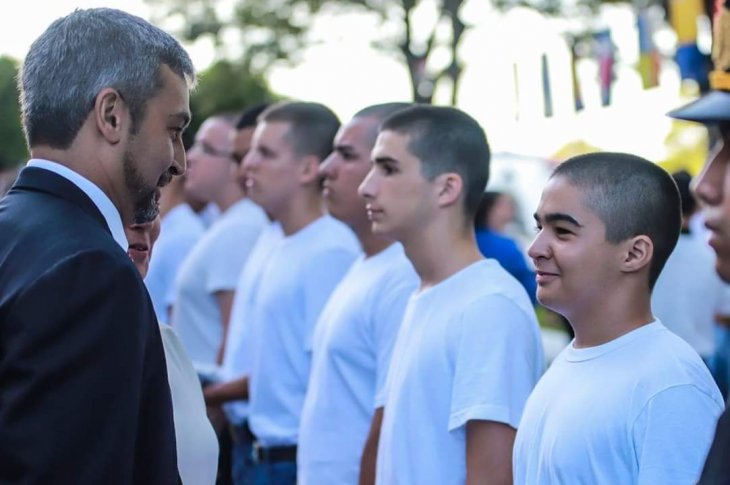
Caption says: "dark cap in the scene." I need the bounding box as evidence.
[669,0,730,123]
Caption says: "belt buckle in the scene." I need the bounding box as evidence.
[251,441,262,464]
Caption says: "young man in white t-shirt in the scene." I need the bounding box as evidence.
[358,105,544,484]
[204,101,360,485]
[513,152,724,484]
[171,113,267,366]
[296,103,419,485]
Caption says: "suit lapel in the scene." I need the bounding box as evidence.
[10,166,111,235]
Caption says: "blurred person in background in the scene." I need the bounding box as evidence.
[171,112,267,370]
[475,190,537,304]
[204,101,360,485]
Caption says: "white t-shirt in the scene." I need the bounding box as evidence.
[298,243,419,485]
[375,259,544,485]
[652,233,730,357]
[513,321,724,485]
[221,221,285,424]
[172,198,267,365]
[159,324,219,485]
[145,203,206,323]
[247,215,361,446]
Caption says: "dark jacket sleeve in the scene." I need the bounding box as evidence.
[0,249,178,484]
[698,407,730,485]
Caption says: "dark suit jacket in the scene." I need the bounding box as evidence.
[699,407,730,485]
[0,167,178,484]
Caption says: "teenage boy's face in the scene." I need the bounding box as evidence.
[694,127,730,282]
[242,121,302,218]
[528,176,624,318]
[319,117,378,225]
[358,130,437,241]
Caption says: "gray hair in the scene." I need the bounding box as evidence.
[19,8,196,149]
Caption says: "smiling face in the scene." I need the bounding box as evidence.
[528,176,624,318]
[358,130,438,241]
[319,116,379,226]
[122,65,190,224]
[694,127,730,282]
[125,216,162,278]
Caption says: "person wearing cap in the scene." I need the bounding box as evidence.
[668,1,730,480]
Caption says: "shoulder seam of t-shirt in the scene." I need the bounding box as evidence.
[630,382,722,430]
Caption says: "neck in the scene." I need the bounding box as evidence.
[277,191,325,236]
[352,219,394,257]
[567,288,654,348]
[214,183,246,213]
[401,219,482,289]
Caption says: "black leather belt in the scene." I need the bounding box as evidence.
[251,442,297,463]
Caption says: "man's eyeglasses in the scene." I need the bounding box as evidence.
[192,142,236,162]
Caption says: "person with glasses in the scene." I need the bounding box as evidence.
[171,112,267,373]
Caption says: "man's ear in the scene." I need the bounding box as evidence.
[94,88,127,144]
[299,155,322,185]
[435,172,463,208]
[620,235,653,275]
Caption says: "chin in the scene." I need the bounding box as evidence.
[716,259,730,284]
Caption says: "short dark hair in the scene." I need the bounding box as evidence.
[351,102,411,148]
[671,170,697,217]
[259,101,340,161]
[552,152,681,289]
[380,105,490,222]
[236,103,270,130]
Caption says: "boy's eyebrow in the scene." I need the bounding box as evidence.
[533,212,583,227]
[373,155,398,165]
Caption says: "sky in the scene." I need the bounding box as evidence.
[0,0,705,161]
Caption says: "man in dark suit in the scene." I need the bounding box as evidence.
[0,8,195,484]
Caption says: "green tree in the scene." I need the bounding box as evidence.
[185,59,278,146]
[145,0,629,105]
[0,56,28,169]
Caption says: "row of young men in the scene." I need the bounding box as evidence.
[149,98,726,484]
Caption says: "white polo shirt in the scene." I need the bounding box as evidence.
[298,243,418,484]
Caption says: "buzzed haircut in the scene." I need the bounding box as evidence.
[672,170,697,217]
[552,152,681,289]
[259,101,340,161]
[380,105,490,222]
[352,102,411,147]
[236,103,270,130]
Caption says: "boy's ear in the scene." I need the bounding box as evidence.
[299,155,321,185]
[620,235,653,275]
[435,172,463,208]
